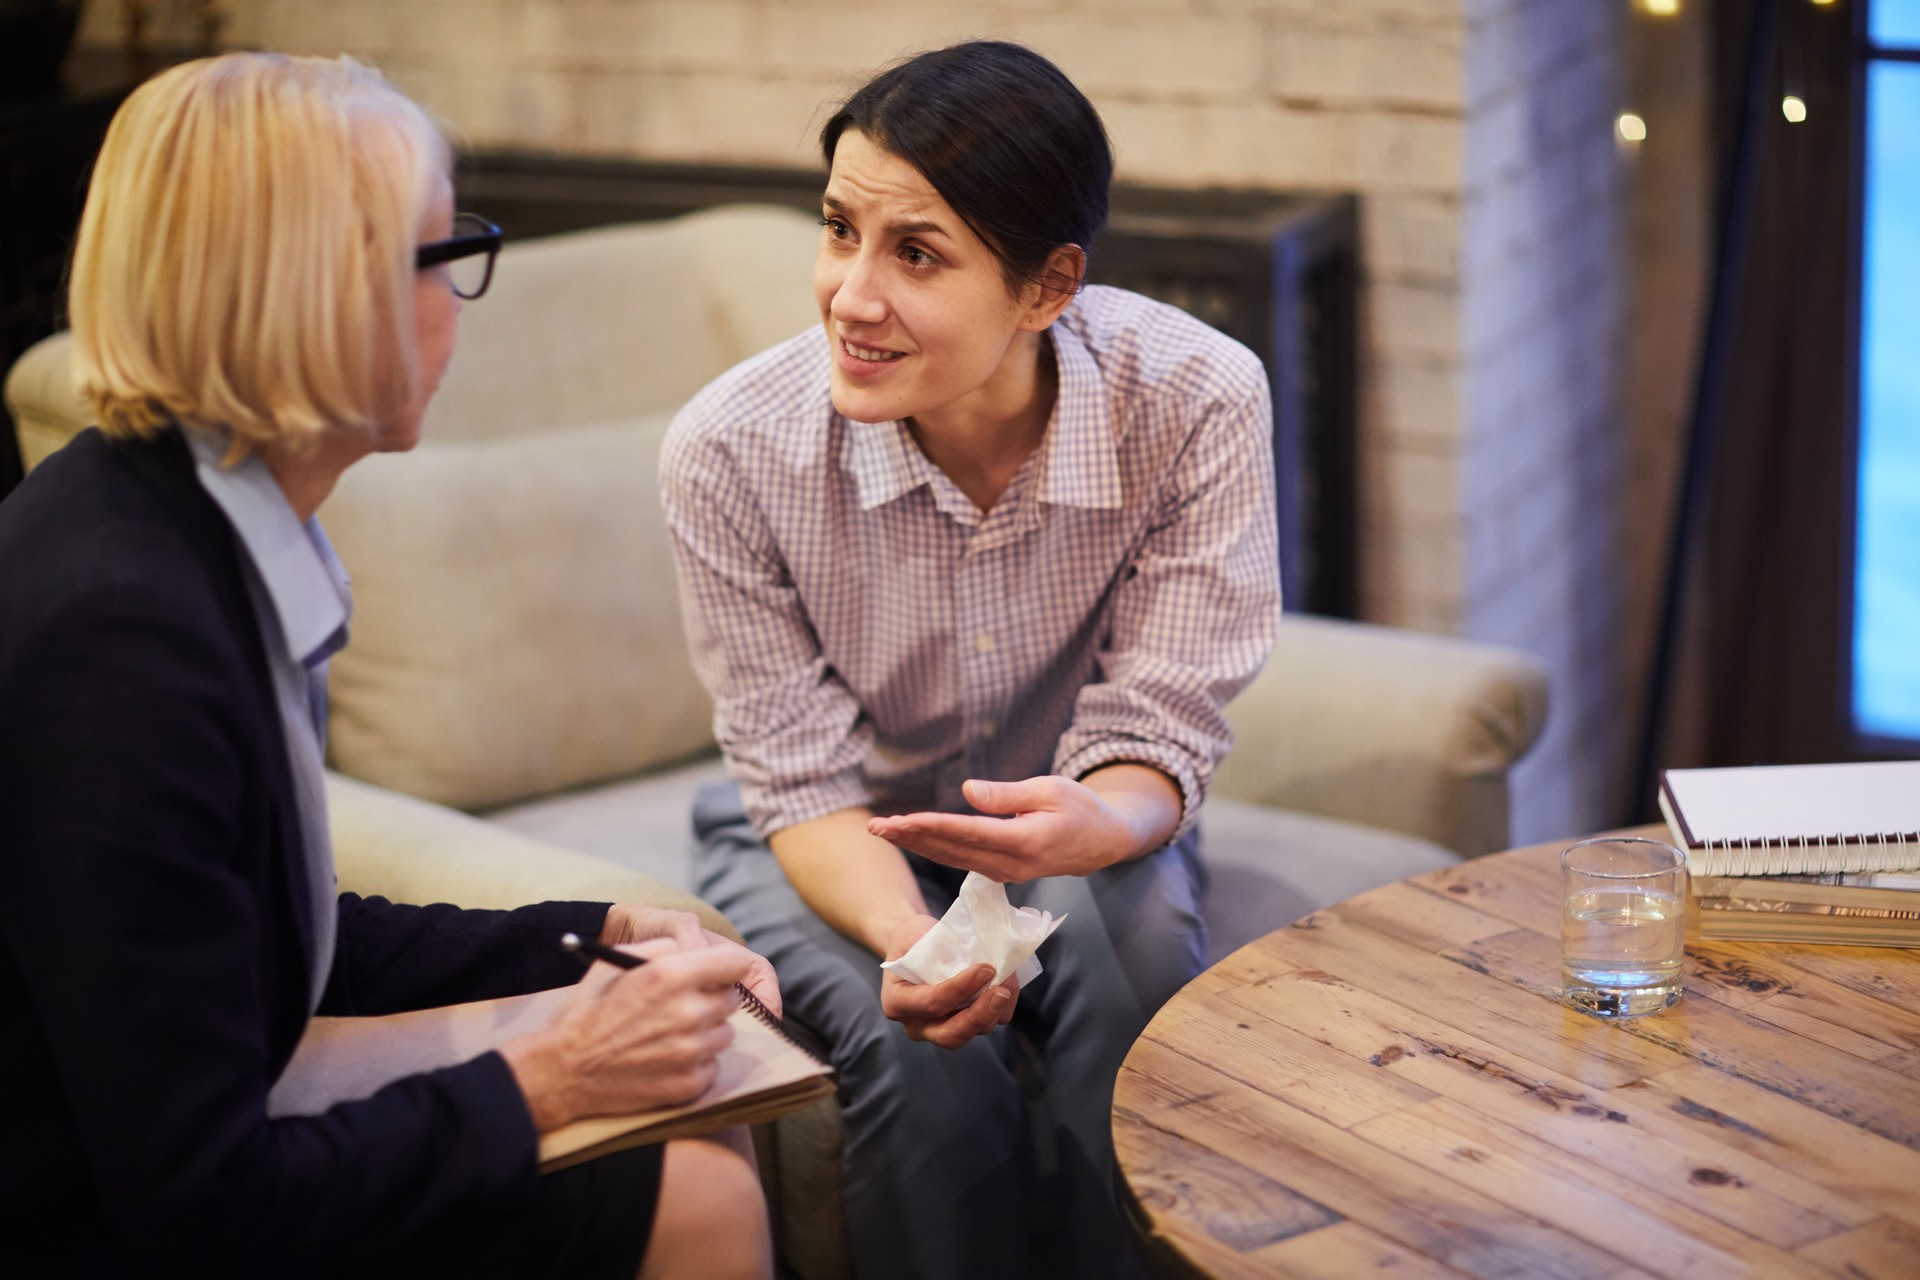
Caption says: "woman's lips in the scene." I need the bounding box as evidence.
[836,336,907,377]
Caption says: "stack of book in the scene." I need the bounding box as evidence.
[1687,870,1920,947]
[1659,761,1920,948]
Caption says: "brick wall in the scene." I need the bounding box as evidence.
[84,0,1633,844]
[1457,0,1629,842]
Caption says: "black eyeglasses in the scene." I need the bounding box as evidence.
[415,212,502,300]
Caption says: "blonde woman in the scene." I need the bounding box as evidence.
[0,54,773,1279]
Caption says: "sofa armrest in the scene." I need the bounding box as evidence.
[1211,615,1549,857]
[326,771,741,942]
[4,332,87,472]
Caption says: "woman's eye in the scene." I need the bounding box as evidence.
[902,245,935,269]
[820,216,851,240]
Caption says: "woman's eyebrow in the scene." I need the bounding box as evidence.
[887,220,953,240]
[822,194,954,241]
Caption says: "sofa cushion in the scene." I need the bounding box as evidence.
[420,205,821,444]
[483,755,730,889]
[326,771,737,939]
[321,413,714,811]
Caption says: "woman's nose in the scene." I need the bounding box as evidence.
[829,250,888,326]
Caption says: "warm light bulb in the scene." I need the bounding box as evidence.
[1617,113,1648,143]
[1810,0,1836,7]
[1643,0,1680,14]
[1783,95,1808,123]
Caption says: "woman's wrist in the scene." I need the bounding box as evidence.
[500,1029,578,1134]
[863,902,932,959]
[1081,763,1183,859]
[770,808,934,956]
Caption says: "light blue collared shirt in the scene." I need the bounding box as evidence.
[186,427,349,1014]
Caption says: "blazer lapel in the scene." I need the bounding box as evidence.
[115,430,320,1011]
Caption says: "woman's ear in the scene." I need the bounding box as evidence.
[1021,244,1087,330]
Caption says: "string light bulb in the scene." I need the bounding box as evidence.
[1617,113,1648,143]
[1783,95,1807,123]
[1642,0,1680,14]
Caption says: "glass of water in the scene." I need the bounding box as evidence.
[1560,836,1687,1018]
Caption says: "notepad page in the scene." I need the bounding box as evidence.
[1664,761,1920,844]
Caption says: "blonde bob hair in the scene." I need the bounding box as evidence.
[69,53,448,455]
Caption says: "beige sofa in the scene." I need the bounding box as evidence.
[6,204,1549,1279]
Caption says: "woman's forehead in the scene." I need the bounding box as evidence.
[825,131,956,233]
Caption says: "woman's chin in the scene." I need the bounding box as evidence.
[370,410,426,453]
[829,380,909,426]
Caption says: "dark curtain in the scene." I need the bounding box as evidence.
[1680,0,1861,767]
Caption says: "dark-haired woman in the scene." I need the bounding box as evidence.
[662,41,1280,1280]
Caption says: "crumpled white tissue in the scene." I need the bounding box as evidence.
[881,871,1067,989]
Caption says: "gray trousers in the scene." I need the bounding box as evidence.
[692,782,1207,1280]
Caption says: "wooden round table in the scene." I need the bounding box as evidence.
[1112,833,1920,1278]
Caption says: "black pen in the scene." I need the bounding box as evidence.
[560,932,788,1034]
[560,932,650,969]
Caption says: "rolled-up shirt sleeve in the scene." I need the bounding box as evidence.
[1053,363,1282,837]
[660,403,876,836]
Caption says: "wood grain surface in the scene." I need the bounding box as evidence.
[1112,830,1920,1279]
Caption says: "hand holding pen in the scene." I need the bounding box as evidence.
[563,934,789,1036]
[500,931,754,1132]
[591,903,783,1020]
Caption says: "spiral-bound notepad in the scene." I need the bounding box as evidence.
[1659,761,1920,876]
[268,985,834,1173]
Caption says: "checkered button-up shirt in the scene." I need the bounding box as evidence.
[661,284,1281,841]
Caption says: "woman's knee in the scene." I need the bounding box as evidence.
[639,1135,770,1280]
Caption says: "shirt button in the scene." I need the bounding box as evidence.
[973,632,995,653]
[979,722,995,739]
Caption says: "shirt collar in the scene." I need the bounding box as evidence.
[843,417,933,512]
[839,314,1123,513]
[1034,317,1123,510]
[184,427,352,669]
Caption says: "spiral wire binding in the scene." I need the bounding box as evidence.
[734,983,830,1069]
[1695,829,1919,876]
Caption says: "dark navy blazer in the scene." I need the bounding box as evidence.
[0,429,608,1276]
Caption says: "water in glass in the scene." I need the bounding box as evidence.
[1562,884,1684,1017]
